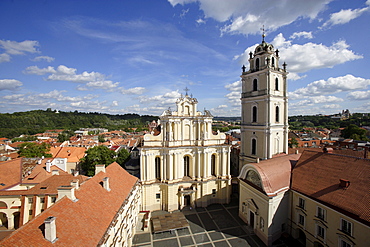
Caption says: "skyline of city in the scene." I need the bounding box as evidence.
[1,0,369,117]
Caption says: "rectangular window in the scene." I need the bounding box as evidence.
[29,209,33,215]
[298,214,305,226]
[28,197,33,204]
[341,219,352,236]
[298,197,305,209]
[51,197,57,203]
[340,239,352,247]
[317,206,326,220]
[317,225,325,238]
[40,197,45,203]
[156,193,160,199]
[212,189,216,195]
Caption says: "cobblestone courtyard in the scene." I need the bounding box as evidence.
[132,200,266,247]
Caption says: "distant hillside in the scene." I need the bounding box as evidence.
[0,109,158,138]
[288,113,370,130]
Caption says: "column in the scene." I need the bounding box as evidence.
[7,214,14,229]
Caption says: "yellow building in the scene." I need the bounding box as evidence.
[290,149,370,247]
[140,92,231,211]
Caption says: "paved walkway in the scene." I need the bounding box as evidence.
[132,201,266,247]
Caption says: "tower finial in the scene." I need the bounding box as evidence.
[184,87,190,96]
[261,25,266,42]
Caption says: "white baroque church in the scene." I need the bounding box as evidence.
[139,93,231,211]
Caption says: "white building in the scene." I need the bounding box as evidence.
[140,93,231,211]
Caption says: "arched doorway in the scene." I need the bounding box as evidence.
[298,229,306,246]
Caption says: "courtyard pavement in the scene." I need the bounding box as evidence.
[132,200,267,247]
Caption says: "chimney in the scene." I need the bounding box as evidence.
[46,160,52,172]
[323,147,333,153]
[74,170,79,176]
[70,179,79,190]
[52,170,59,175]
[339,179,350,189]
[102,177,111,191]
[295,149,299,154]
[95,164,106,175]
[57,186,77,201]
[44,216,58,243]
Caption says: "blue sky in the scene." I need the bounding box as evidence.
[0,0,369,117]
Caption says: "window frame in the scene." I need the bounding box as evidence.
[298,213,305,227]
[155,156,161,180]
[184,156,190,177]
[317,224,325,239]
[298,197,305,210]
[340,218,352,236]
[252,106,257,122]
[253,78,258,91]
[317,206,326,221]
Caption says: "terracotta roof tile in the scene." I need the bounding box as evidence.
[0,162,139,246]
[292,150,370,226]
[0,158,22,190]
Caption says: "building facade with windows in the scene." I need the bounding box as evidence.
[239,37,288,164]
[291,150,370,247]
[140,93,231,211]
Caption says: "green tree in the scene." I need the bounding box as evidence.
[80,146,116,176]
[289,137,299,148]
[116,148,130,167]
[98,135,106,143]
[17,142,53,158]
[341,124,368,141]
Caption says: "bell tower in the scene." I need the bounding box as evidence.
[240,33,288,163]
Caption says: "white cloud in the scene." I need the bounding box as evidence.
[121,87,146,95]
[24,65,56,75]
[347,90,370,100]
[169,0,332,35]
[291,74,370,96]
[196,18,206,24]
[290,31,313,40]
[236,34,362,77]
[138,91,181,108]
[322,4,370,28]
[32,56,55,62]
[0,53,10,63]
[46,65,105,83]
[0,40,39,55]
[224,80,241,106]
[0,79,23,91]
[111,101,118,107]
[86,80,119,91]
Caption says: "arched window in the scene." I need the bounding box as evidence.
[184,156,190,177]
[271,57,275,67]
[211,154,216,176]
[253,79,258,91]
[256,58,260,71]
[275,78,279,90]
[276,106,280,122]
[246,170,262,188]
[155,157,161,180]
[252,106,257,123]
[252,138,257,155]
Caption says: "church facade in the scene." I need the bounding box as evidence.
[139,93,231,211]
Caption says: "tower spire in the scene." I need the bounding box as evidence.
[261,25,266,42]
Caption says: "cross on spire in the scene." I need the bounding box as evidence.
[184,87,190,96]
[261,25,266,42]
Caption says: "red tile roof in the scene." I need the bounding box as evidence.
[0,162,139,246]
[292,150,370,226]
[0,158,22,190]
[240,154,301,196]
